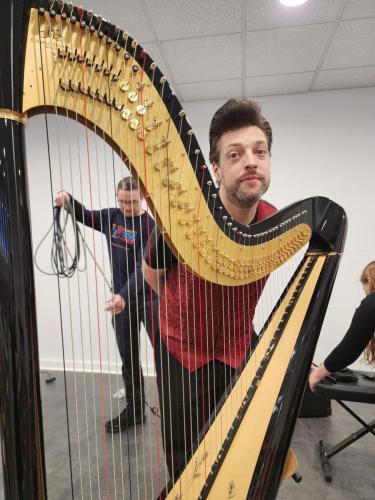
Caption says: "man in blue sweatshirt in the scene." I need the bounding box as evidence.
[55,177,156,432]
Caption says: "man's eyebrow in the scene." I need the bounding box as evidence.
[253,140,268,147]
[225,140,268,148]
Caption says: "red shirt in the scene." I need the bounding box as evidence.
[159,200,277,372]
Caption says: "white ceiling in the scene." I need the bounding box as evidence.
[80,0,375,102]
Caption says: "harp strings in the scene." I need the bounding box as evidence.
[54,8,109,498]
[67,13,103,498]
[163,89,180,484]
[142,70,168,485]
[94,18,128,500]
[142,50,167,492]
[129,37,162,496]
[117,33,140,495]
[90,15,129,497]
[37,8,78,498]
[38,6,133,498]
[72,12,115,499]
[198,147,210,447]
[142,65,168,485]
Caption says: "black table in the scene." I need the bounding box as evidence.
[316,370,375,482]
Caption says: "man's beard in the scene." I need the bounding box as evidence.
[226,178,270,208]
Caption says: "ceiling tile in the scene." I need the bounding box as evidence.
[80,0,156,43]
[322,18,375,69]
[143,0,242,40]
[245,72,314,97]
[246,0,346,31]
[342,0,375,19]
[246,24,332,77]
[179,79,242,102]
[162,34,242,83]
[140,43,172,80]
[74,0,375,102]
[313,66,375,91]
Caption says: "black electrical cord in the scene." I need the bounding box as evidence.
[52,203,81,277]
[34,199,111,289]
[34,200,86,278]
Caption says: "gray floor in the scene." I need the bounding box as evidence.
[1,371,374,499]
[278,401,374,500]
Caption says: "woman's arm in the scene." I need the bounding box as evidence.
[310,292,375,390]
[324,293,375,373]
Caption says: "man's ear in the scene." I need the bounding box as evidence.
[212,162,221,184]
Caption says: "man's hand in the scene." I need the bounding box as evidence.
[54,191,70,209]
[105,294,125,315]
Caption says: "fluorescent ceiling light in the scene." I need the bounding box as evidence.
[279,0,309,6]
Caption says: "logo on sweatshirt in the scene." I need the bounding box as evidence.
[111,223,137,248]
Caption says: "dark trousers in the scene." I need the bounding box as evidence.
[154,335,236,479]
[112,297,158,414]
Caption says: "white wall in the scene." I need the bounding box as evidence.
[26,115,139,377]
[26,86,375,374]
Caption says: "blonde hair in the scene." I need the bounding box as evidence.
[360,261,375,365]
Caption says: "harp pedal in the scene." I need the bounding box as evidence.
[281,449,302,483]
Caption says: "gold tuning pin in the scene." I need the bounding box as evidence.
[128,91,138,102]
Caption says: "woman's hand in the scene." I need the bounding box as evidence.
[309,363,331,392]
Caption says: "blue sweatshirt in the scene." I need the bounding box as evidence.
[69,195,155,305]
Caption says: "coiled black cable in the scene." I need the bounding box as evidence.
[35,200,111,289]
[52,203,81,277]
[34,200,85,278]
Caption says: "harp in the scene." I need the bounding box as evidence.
[0,1,347,499]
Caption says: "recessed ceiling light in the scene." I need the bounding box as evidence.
[279,0,309,6]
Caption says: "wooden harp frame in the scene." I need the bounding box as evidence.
[0,1,347,499]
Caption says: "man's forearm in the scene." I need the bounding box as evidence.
[142,259,166,296]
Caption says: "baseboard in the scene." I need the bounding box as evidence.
[40,359,156,377]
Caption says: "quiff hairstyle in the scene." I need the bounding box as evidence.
[209,98,273,164]
[117,176,140,193]
[360,261,375,365]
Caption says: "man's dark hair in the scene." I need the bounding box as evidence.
[117,176,140,193]
[209,99,273,164]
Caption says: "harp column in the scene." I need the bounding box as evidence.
[0,1,47,499]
